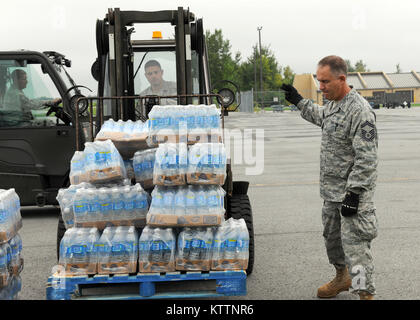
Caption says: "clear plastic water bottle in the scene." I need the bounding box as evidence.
[70,151,85,185]
[83,142,95,175]
[0,243,9,286]
[210,105,221,129]
[207,187,220,215]
[97,187,113,221]
[179,228,192,261]
[237,219,250,262]
[151,186,164,215]
[224,220,238,260]
[111,226,126,264]
[163,188,175,215]
[8,234,22,271]
[71,228,87,265]
[138,226,152,267]
[189,229,203,262]
[86,228,100,266]
[203,227,213,264]
[197,106,206,130]
[111,187,124,222]
[196,186,207,215]
[150,228,162,263]
[123,120,134,137]
[62,207,73,229]
[0,192,11,236]
[73,189,88,224]
[85,189,98,223]
[161,228,173,263]
[174,187,186,217]
[122,185,134,220]
[186,185,197,216]
[133,185,148,219]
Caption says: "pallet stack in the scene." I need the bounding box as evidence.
[55,104,249,278]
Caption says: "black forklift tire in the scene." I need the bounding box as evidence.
[226,193,255,276]
[57,212,66,261]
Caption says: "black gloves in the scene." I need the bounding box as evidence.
[281,84,303,106]
[341,191,359,217]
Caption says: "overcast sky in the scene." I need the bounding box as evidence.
[2,0,420,93]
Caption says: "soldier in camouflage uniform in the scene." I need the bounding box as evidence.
[2,69,61,126]
[281,55,378,300]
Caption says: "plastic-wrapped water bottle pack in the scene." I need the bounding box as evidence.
[147,185,225,227]
[96,119,149,141]
[95,119,151,159]
[69,140,127,185]
[153,143,188,186]
[58,227,101,276]
[0,234,23,290]
[176,227,213,271]
[148,105,222,145]
[69,183,150,228]
[96,226,139,274]
[187,143,227,185]
[211,218,250,271]
[132,148,157,190]
[0,189,22,243]
[138,226,176,273]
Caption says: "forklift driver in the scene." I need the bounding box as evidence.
[2,69,62,124]
[140,60,177,105]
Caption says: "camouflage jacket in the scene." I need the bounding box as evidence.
[139,80,177,105]
[297,89,378,202]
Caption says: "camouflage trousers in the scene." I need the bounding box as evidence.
[322,200,378,295]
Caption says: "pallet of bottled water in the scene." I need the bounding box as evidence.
[69,140,127,185]
[57,182,150,230]
[133,148,156,190]
[95,119,150,159]
[147,185,225,227]
[148,105,222,146]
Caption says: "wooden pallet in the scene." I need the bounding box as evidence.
[46,270,246,300]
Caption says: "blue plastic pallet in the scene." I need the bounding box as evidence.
[46,270,247,300]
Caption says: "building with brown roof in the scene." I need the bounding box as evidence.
[293,71,420,106]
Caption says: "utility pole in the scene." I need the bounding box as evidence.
[257,26,264,111]
[254,47,257,104]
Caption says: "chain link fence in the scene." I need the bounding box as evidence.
[238,89,287,112]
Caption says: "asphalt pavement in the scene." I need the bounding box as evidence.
[16,107,420,300]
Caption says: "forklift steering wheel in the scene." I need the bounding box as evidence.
[44,99,63,117]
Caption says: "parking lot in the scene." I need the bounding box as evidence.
[17,107,420,300]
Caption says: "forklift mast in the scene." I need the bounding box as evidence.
[94,7,211,121]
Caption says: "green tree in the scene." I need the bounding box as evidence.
[355,59,369,72]
[237,44,293,91]
[205,29,239,88]
[345,59,356,72]
[396,63,401,73]
[346,59,369,72]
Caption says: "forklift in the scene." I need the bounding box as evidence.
[0,50,90,207]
